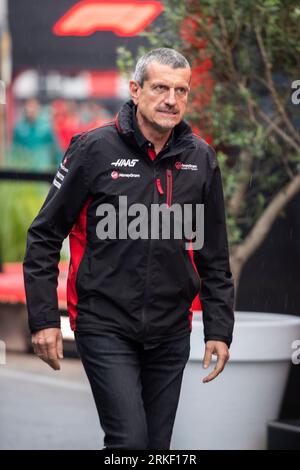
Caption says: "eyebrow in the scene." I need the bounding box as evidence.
[151,82,189,89]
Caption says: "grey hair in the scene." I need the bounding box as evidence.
[133,48,190,87]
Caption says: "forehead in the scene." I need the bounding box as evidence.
[145,62,191,86]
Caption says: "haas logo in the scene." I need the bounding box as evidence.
[111,158,139,167]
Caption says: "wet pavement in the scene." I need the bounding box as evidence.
[0,351,103,449]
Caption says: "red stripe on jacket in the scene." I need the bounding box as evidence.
[67,198,92,330]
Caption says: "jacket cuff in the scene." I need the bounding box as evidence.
[29,319,61,334]
[204,335,232,348]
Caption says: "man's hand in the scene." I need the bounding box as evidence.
[32,328,63,370]
[202,340,230,383]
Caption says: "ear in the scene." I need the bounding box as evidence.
[129,80,140,105]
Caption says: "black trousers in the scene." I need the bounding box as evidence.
[75,331,191,450]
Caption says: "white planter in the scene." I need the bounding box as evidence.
[171,311,300,450]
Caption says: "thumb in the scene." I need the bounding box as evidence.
[203,344,213,369]
[57,330,64,360]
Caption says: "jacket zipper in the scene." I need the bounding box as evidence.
[141,161,175,339]
[166,168,173,207]
[141,164,159,339]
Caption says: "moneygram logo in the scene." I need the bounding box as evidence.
[111,171,140,179]
[175,161,198,171]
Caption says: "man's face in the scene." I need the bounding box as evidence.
[24,99,40,122]
[129,62,191,132]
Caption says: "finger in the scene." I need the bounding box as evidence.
[45,335,61,370]
[46,339,59,361]
[203,355,227,383]
[203,364,222,383]
[32,333,43,356]
[42,357,60,371]
[203,345,213,369]
[36,337,48,359]
[31,338,37,355]
[57,331,64,360]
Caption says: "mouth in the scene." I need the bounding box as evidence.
[157,110,179,116]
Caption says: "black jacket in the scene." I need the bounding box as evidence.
[23,99,234,347]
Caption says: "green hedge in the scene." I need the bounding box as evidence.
[0,181,49,262]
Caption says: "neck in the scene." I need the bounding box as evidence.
[136,107,172,154]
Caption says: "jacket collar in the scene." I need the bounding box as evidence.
[115,99,195,157]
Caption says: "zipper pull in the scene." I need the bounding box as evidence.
[156,178,164,195]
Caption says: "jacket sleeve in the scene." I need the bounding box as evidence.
[193,146,235,348]
[23,134,91,333]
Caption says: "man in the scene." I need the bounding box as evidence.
[23,48,234,450]
[11,98,62,171]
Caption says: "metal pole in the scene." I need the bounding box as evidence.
[0,0,11,167]
[0,0,11,271]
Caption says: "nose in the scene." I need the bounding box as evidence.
[164,88,177,106]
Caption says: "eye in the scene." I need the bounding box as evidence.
[154,85,167,92]
[176,87,187,96]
